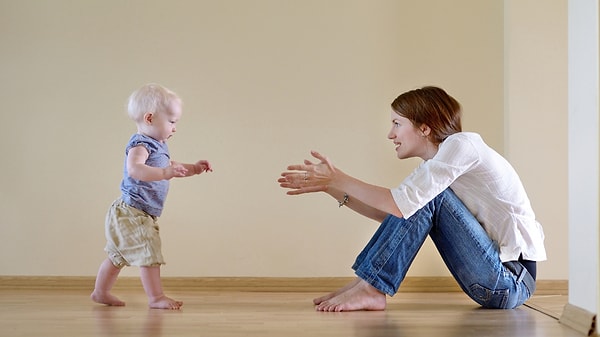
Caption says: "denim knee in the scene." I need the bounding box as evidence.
[467,271,534,309]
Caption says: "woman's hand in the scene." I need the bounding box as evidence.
[278,150,336,195]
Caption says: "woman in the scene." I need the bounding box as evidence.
[278,86,546,312]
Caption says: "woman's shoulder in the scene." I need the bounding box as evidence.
[433,132,485,165]
[445,132,482,142]
[441,132,484,150]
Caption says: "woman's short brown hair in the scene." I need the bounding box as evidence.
[391,86,462,145]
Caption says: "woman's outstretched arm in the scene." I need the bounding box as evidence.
[279,150,403,222]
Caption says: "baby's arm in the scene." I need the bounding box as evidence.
[173,160,213,177]
[127,146,188,181]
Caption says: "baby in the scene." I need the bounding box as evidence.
[91,83,212,309]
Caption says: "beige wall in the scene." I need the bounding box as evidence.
[504,0,568,280]
[0,1,565,280]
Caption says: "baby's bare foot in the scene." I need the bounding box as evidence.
[313,278,361,305]
[91,290,125,306]
[149,295,183,310]
[316,279,386,312]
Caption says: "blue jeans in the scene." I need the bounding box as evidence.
[352,188,535,309]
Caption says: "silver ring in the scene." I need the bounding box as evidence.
[304,172,308,180]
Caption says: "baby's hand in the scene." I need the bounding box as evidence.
[194,160,213,174]
[165,161,188,179]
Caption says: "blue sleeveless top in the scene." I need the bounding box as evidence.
[120,134,170,217]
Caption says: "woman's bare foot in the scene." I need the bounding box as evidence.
[91,290,126,306]
[315,279,386,312]
[313,278,361,305]
[148,295,183,310]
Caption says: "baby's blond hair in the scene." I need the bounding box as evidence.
[127,83,181,122]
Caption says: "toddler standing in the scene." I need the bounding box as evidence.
[91,83,212,309]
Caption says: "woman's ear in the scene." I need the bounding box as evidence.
[420,124,431,137]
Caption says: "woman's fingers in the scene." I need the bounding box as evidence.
[286,164,309,171]
[278,151,334,194]
[310,150,327,162]
[285,185,328,195]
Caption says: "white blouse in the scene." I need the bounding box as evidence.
[390,132,547,262]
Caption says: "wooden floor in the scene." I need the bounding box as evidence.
[0,288,582,337]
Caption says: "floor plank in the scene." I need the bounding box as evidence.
[0,289,583,337]
[526,294,569,319]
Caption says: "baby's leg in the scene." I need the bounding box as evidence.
[91,258,125,306]
[140,266,182,310]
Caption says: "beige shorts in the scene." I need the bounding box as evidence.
[104,198,165,268]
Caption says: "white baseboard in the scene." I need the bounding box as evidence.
[559,303,598,336]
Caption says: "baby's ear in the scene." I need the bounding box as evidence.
[143,112,154,124]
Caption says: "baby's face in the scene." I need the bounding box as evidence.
[147,100,182,142]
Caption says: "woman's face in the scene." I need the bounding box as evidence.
[387,111,434,160]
